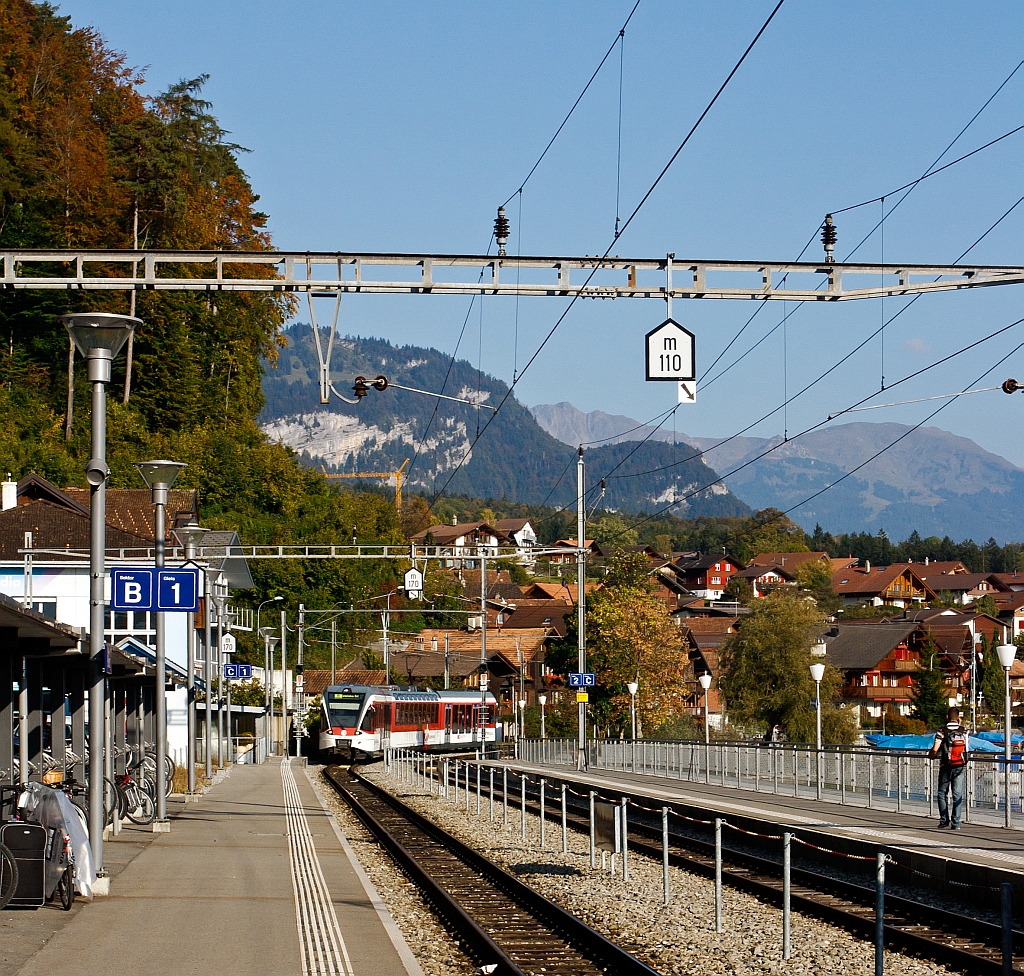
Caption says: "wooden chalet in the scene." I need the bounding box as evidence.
[831,562,936,608]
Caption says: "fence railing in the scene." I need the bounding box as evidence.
[519,738,1024,828]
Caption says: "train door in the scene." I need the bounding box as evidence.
[444,703,452,745]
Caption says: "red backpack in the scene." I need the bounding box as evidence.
[943,727,968,766]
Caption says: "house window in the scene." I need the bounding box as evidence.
[711,576,721,585]
[30,600,57,620]
[715,563,721,571]
[725,563,731,571]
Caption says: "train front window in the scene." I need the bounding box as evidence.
[326,690,365,729]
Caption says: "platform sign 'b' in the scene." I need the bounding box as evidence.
[646,318,695,382]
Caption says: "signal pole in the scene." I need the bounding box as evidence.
[577,447,587,771]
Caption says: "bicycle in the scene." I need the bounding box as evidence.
[0,840,18,910]
[114,763,155,826]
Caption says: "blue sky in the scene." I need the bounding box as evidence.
[68,2,1024,463]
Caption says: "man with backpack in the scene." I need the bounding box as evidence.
[929,707,969,829]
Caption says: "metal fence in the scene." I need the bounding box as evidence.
[519,738,1024,828]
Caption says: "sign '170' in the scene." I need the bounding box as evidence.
[111,568,200,612]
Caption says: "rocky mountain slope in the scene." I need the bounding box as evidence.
[532,402,1024,542]
[260,327,750,518]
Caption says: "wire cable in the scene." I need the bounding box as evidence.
[429,0,788,506]
[699,61,1024,394]
[502,0,643,207]
[607,314,1024,538]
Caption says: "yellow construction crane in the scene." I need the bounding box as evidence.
[322,458,410,514]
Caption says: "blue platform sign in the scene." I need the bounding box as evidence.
[111,569,154,611]
[224,664,253,680]
[569,672,596,687]
[111,567,200,612]
[157,569,199,612]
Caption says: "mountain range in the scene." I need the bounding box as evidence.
[259,327,749,519]
[532,402,1024,543]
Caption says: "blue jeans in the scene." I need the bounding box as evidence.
[937,764,966,827]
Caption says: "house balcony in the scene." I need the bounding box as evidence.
[892,659,920,671]
[843,686,914,700]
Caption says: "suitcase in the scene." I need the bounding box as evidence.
[1,822,46,908]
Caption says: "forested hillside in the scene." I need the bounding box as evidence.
[261,326,751,518]
[0,1,406,666]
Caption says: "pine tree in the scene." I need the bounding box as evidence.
[912,641,949,730]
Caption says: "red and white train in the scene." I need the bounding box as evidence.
[318,684,499,761]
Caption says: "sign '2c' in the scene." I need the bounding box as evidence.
[111,567,200,612]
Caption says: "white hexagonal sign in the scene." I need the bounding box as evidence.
[646,318,695,381]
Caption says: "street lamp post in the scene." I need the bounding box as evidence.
[628,680,639,773]
[996,644,1017,828]
[538,695,547,740]
[136,459,187,830]
[699,673,713,784]
[810,662,826,802]
[63,312,138,876]
[256,596,283,758]
[173,521,209,796]
[972,633,982,733]
[518,699,526,744]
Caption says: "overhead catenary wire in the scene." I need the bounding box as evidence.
[501,0,643,208]
[429,0,788,508]
[605,313,1024,541]
[699,59,1024,394]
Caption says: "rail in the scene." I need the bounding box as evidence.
[519,738,1024,828]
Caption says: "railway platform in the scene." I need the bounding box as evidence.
[4,758,422,976]
[491,757,1024,891]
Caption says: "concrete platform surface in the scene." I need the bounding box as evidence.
[8,759,421,976]
[490,758,1024,888]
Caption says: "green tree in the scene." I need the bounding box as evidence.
[720,592,851,742]
[796,558,840,613]
[911,640,949,730]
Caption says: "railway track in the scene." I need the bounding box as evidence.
[506,770,1024,976]
[324,765,661,976]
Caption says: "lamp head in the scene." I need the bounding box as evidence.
[517,699,526,709]
[698,673,713,691]
[996,643,1017,670]
[135,459,186,505]
[259,626,276,638]
[538,695,547,705]
[173,520,209,549]
[627,681,639,696]
[809,662,826,683]
[62,312,139,372]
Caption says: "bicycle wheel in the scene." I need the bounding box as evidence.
[164,755,175,797]
[0,842,19,911]
[102,777,125,825]
[58,864,75,910]
[70,797,89,834]
[125,787,155,826]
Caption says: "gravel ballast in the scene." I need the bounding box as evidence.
[310,767,476,976]
[360,760,962,976]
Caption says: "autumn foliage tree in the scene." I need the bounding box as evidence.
[720,592,856,743]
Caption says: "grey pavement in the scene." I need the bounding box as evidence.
[5,759,419,976]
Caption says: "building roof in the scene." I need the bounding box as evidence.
[0,499,153,559]
[494,518,534,533]
[823,622,921,671]
[519,581,598,603]
[498,604,571,636]
[831,563,935,599]
[920,572,1009,593]
[672,553,742,571]
[831,557,859,571]
[749,551,830,570]
[0,590,82,655]
[63,486,198,540]
[914,560,970,577]
[400,628,550,679]
[683,618,739,635]
[731,564,798,582]
[410,521,506,544]
[302,669,388,695]
[824,622,920,670]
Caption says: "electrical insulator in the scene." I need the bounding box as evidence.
[351,375,370,398]
[1002,378,1021,395]
[494,206,510,256]
[821,214,837,264]
[372,374,389,391]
